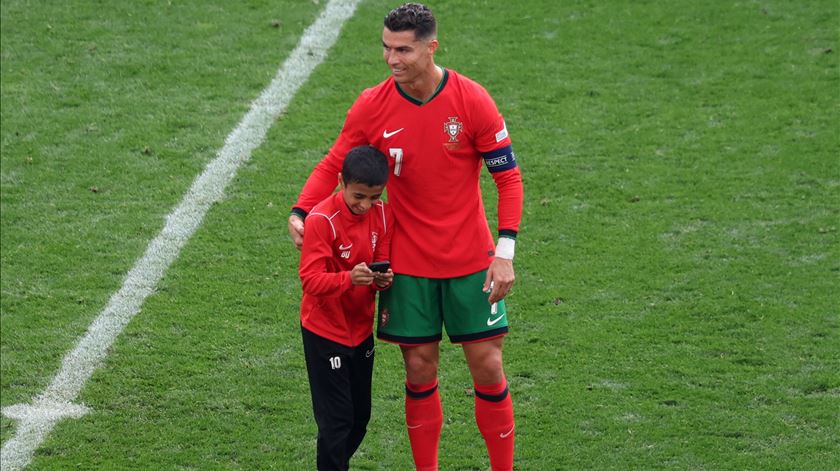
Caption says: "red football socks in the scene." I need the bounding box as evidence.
[474,379,515,471]
[405,380,443,471]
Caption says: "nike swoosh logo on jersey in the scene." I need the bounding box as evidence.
[338,243,352,250]
[487,312,506,326]
[382,128,404,138]
[499,426,514,438]
[365,348,375,358]
[407,424,422,429]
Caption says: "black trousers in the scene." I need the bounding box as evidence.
[301,326,375,471]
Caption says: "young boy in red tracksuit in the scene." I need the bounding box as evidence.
[298,145,394,471]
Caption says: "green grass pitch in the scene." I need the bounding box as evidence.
[2,0,838,469]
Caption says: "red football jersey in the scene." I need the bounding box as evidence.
[295,69,523,278]
[299,192,393,347]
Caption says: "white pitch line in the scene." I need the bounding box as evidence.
[0,1,361,469]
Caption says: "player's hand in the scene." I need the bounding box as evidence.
[373,269,394,288]
[351,263,375,285]
[288,214,305,250]
[484,257,514,304]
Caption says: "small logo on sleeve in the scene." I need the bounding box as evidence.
[495,121,508,142]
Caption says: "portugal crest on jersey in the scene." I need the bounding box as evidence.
[444,116,463,143]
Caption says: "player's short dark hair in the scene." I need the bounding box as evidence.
[342,145,389,187]
[384,3,437,41]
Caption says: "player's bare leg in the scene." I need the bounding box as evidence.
[402,343,439,384]
[463,338,514,471]
[401,343,443,471]
[462,337,505,385]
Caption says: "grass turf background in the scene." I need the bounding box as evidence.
[2,0,838,469]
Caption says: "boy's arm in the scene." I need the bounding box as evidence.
[371,204,395,291]
[299,215,352,297]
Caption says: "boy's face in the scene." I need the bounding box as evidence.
[340,179,385,215]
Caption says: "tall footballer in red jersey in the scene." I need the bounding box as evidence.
[289,4,522,470]
[293,69,521,279]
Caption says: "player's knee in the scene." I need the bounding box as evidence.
[403,354,438,382]
[478,357,503,376]
[468,351,504,384]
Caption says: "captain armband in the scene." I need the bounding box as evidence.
[482,145,517,173]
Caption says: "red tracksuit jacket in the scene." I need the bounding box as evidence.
[299,192,393,347]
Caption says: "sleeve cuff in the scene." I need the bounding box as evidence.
[291,207,307,219]
[498,229,517,240]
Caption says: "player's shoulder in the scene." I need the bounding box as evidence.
[445,69,493,99]
[357,76,396,105]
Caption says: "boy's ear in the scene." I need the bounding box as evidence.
[337,172,345,190]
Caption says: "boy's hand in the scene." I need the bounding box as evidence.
[373,269,394,288]
[350,263,375,285]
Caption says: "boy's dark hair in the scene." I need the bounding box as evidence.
[342,145,389,187]
[384,3,436,41]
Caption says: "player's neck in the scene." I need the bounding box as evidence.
[400,65,444,103]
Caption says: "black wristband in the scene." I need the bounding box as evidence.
[291,207,307,220]
[498,229,517,239]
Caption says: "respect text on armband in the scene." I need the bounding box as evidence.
[482,145,517,173]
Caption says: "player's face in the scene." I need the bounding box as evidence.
[382,28,437,84]
[341,181,384,215]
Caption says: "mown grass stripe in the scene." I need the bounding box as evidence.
[0,1,360,469]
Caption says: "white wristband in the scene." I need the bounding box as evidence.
[495,237,515,260]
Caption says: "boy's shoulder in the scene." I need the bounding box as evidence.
[310,193,340,216]
[305,195,341,238]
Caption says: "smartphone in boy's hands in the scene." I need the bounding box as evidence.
[368,261,390,273]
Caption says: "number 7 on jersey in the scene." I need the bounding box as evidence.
[389,148,403,176]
